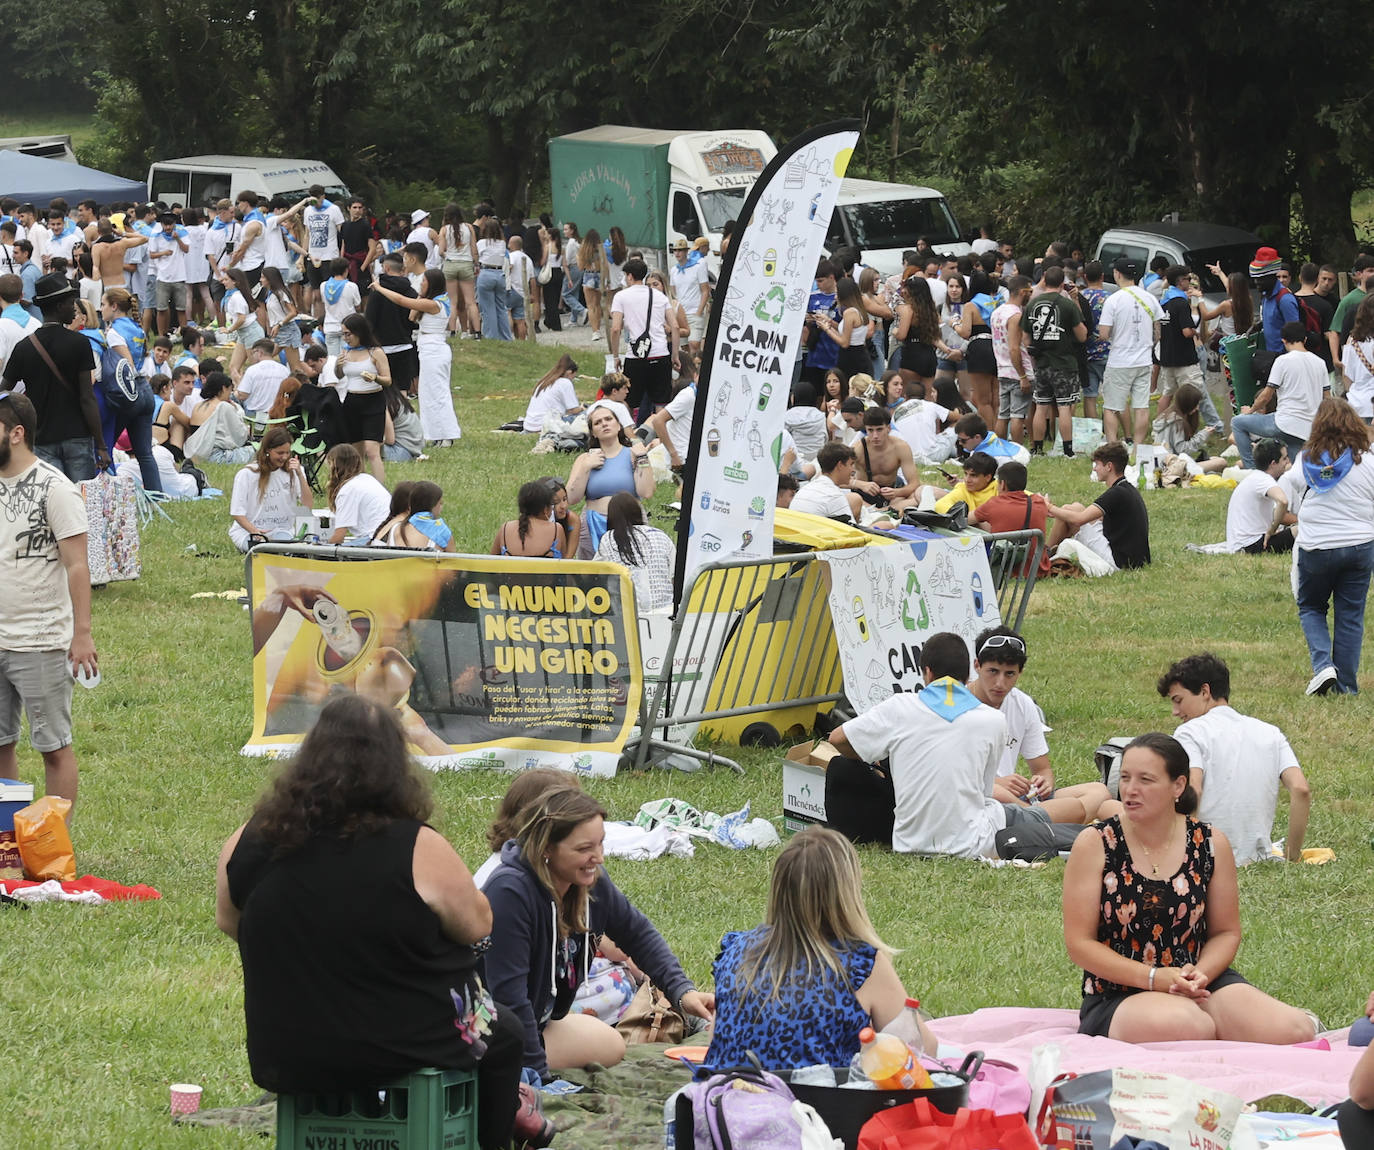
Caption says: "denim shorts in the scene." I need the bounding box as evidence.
[998,377,1032,420]
[507,288,526,321]
[0,649,75,752]
[582,270,601,290]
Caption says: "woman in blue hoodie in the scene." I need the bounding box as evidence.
[1292,397,1374,696]
[484,787,715,1079]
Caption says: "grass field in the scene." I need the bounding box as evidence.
[3,357,1374,1145]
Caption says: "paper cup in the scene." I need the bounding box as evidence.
[169,1084,203,1115]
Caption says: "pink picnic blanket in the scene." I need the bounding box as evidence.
[929,1007,1359,1108]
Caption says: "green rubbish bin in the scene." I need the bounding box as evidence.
[1221,334,1259,412]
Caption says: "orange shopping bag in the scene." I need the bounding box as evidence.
[858,1096,1039,1150]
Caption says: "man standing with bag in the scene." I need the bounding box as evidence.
[0,274,108,482]
[610,258,678,424]
[0,391,97,813]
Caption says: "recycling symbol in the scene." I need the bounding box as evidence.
[901,570,930,631]
[754,285,786,324]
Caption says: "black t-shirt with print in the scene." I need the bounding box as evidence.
[2,325,96,445]
[1158,296,1198,367]
[1093,477,1151,568]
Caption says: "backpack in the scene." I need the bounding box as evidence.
[1094,736,1133,798]
[686,1059,837,1150]
[99,341,142,406]
[1279,287,1324,354]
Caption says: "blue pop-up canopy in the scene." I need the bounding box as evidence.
[0,149,146,206]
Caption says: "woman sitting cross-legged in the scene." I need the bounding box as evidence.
[1062,732,1315,1043]
[705,826,935,1071]
[483,786,714,1081]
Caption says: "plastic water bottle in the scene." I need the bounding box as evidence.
[857,1027,931,1090]
[880,997,929,1056]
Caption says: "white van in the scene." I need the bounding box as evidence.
[824,179,969,277]
[145,155,350,209]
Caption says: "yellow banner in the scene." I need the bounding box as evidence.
[244,552,643,776]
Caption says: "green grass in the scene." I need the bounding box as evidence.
[3,355,1374,1144]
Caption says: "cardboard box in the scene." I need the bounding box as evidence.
[782,741,836,834]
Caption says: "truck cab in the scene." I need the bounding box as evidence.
[825,179,968,276]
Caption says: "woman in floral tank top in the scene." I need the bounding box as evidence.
[1063,733,1314,1043]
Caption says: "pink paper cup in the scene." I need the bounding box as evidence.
[170,1084,203,1116]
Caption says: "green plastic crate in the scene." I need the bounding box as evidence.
[277,1067,477,1150]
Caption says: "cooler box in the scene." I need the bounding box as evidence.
[0,779,34,880]
[0,779,33,832]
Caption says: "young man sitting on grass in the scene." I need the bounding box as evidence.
[913,450,1000,516]
[1046,440,1151,570]
[969,626,1117,821]
[789,441,863,523]
[1158,652,1310,865]
[825,632,1092,857]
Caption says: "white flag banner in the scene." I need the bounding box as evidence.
[675,121,860,604]
[818,536,1000,711]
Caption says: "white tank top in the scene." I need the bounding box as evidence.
[339,352,380,394]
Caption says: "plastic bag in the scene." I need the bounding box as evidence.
[14,795,75,881]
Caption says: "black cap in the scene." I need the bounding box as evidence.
[1112,257,1139,279]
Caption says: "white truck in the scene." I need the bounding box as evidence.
[146,155,350,209]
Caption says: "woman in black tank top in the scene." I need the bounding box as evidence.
[216,695,547,1150]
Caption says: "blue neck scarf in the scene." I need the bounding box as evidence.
[409,512,452,549]
[1161,285,1189,304]
[321,278,348,306]
[917,676,983,722]
[1302,448,1355,493]
[970,293,997,323]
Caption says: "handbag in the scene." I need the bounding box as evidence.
[629,287,657,358]
[537,262,552,286]
[858,1095,1038,1150]
[614,980,685,1046]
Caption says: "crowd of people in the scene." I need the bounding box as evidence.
[5,183,1374,1147]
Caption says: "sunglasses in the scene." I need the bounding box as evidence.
[978,633,1026,656]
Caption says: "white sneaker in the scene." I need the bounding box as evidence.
[591,330,602,340]
[1306,666,1339,696]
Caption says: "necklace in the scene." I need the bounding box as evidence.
[1134,817,1179,877]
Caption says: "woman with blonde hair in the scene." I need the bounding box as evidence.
[484,786,714,1078]
[439,202,479,337]
[705,826,934,1070]
[1293,397,1374,695]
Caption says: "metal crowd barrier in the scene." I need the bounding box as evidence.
[627,528,1046,771]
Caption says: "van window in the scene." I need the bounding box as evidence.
[672,191,701,240]
[840,197,959,249]
[149,167,191,206]
[1182,244,1256,295]
[824,209,847,252]
[191,172,233,207]
[1096,241,1148,271]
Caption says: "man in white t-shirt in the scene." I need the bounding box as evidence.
[0,391,96,812]
[1098,258,1163,447]
[1232,322,1329,468]
[147,213,189,335]
[790,442,862,522]
[828,632,1011,857]
[234,340,290,416]
[892,382,956,463]
[669,238,710,355]
[1158,652,1310,864]
[610,257,678,422]
[967,626,1115,821]
[1225,439,1294,553]
[648,379,697,478]
[320,259,361,358]
[302,186,345,315]
[228,191,269,285]
[0,273,40,370]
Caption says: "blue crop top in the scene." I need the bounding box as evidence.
[584,446,635,501]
